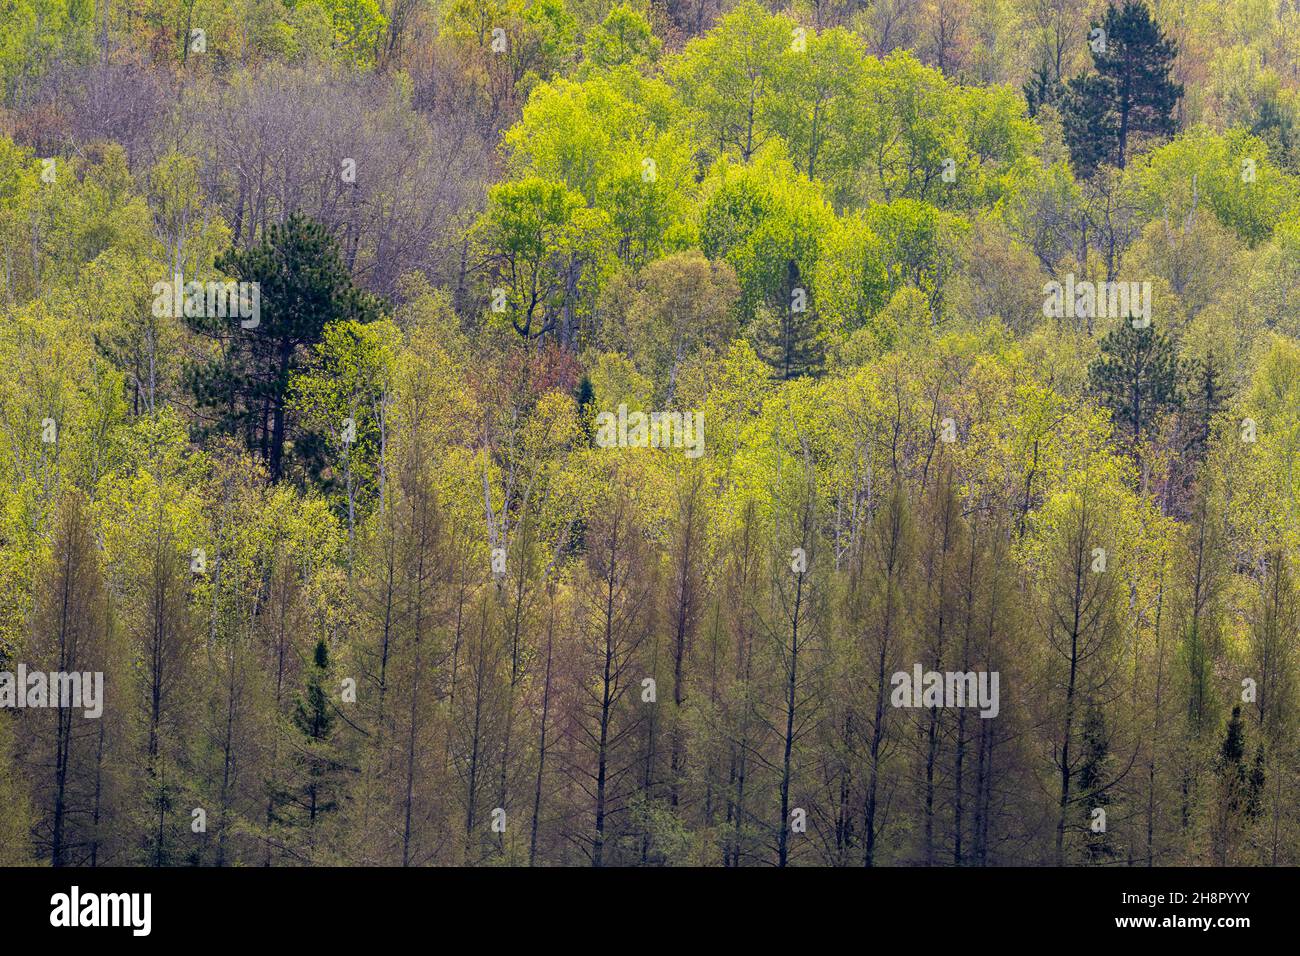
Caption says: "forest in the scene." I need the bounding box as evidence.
[0,0,1298,868]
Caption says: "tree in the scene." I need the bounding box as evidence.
[663,471,708,808]
[186,213,383,482]
[700,153,834,378]
[1087,318,1180,448]
[666,1,791,162]
[909,462,968,865]
[1248,552,1297,740]
[96,413,204,866]
[582,4,660,70]
[1180,354,1228,463]
[762,27,866,182]
[566,470,654,866]
[24,489,109,866]
[271,638,347,863]
[1077,706,1117,862]
[759,450,827,867]
[850,483,912,865]
[1023,57,1064,118]
[865,198,967,325]
[1031,476,1128,865]
[749,258,828,380]
[1061,75,1117,176]
[290,318,400,551]
[1211,706,1264,864]
[601,250,739,402]
[1170,480,1227,838]
[1063,0,1182,173]
[474,177,610,345]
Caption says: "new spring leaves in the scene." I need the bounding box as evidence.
[9,0,1299,870]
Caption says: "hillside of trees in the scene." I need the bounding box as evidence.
[0,0,1298,867]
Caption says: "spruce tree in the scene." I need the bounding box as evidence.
[1218,707,1247,803]
[1212,706,1257,862]
[1024,59,1066,119]
[1182,354,1229,461]
[270,638,345,862]
[1078,707,1117,863]
[751,259,825,380]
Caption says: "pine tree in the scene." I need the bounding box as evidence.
[186,213,383,482]
[1063,1,1183,174]
[1063,75,1120,177]
[1088,318,1181,447]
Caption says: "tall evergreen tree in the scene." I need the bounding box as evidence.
[270,638,346,863]
[1212,706,1265,863]
[1088,318,1181,446]
[1063,1,1183,174]
[1063,75,1119,176]
[751,259,825,380]
[1024,58,1066,119]
[186,214,383,482]
[1077,707,1117,863]
[1182,354,1228,462]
